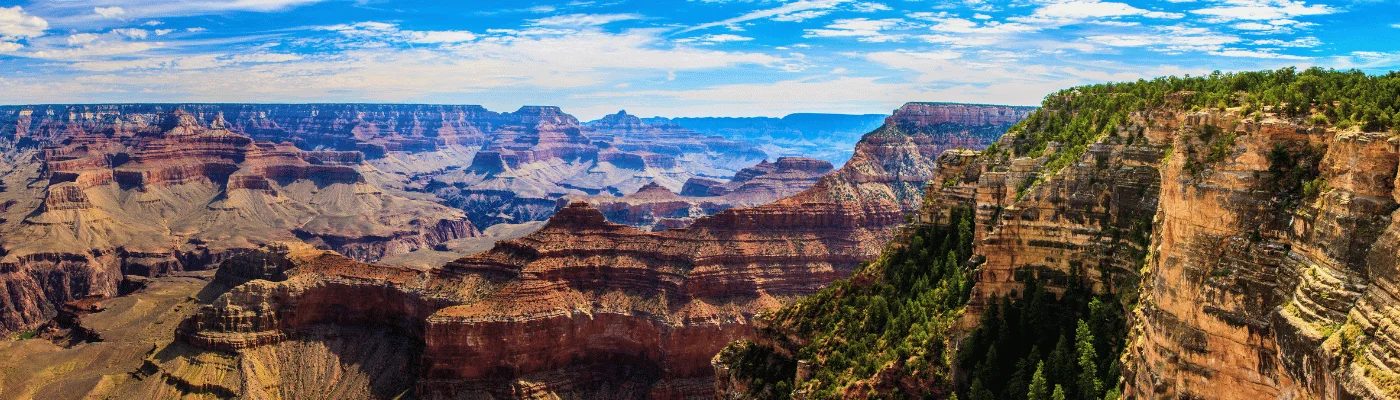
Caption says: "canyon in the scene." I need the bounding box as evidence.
[0,102,1033,399]
[0,104,881,339]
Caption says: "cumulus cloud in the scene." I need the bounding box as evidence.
[94,6,125,18]
[0,6,48,39]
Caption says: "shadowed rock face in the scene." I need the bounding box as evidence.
[0,108,478,335]
[173,102,1033,398]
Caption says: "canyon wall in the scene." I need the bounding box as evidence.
[171,102,1033,398]
[941,101,1400,400]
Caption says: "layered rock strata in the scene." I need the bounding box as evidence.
[801,99,1400,399]
[0,109,477,335]
[175,102,1033,398]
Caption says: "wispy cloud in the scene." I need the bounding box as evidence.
[804,18,906,42]
[529,13,643,27]
[1190,0,1336,22]
[682,0,851,33]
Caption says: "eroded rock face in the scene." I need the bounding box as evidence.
[0,109,478,334]
[910,104,1400,399]
[176,102,1033,398]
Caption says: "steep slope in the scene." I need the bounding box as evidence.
[169,102,1032,398]
[718,68,1400,400]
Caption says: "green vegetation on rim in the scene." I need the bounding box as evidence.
[989,67,1400,190]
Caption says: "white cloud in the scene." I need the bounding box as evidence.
[1210,48,1309,60]
[10,28,792,103]
[683,0,851,32]
[0,41,21,52]
[529,13,642,27]
[406,30,477,44]
[677,34,755,44]
[154,29,174,36]
[324,22,476,44]
[67,33,100,46]
[93,6,126,18]
[227,53,303,63]
[33,0,324,20]
[1191,0,1335,22]
[1086,25,1240,53]
[0,6,48,39]
[851,2,892,12]
[771,10,833,22]
[805,18,906,42]
[1251,36,1320,47]
[112,28,148,39]
[1020,0,1184,23]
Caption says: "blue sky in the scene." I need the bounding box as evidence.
[0,0,1396,118]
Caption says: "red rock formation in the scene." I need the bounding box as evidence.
[175,102,1033,398]
[0,109,477,335]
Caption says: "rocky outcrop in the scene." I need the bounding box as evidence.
[174,102,1032,398]
[911,103,1396,400]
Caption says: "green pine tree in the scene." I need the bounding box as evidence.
[1052,384,1067,400]
[1077,320,1103,400]
[1028,361,1049,400]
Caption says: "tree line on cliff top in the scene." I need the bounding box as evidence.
[988,67,1400,180]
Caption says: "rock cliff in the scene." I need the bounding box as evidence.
[717,69,1400,400]
[169,102,1032,398]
